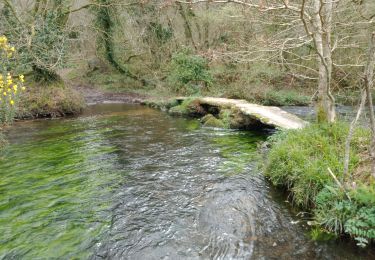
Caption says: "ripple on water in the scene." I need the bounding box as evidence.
[1,104,374,260]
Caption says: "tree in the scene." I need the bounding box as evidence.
[175,0,369,123]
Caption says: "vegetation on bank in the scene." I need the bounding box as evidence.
[0,36,26,124]
[0,37,84,121]
[17,83,84,119]
[265,123,375,247]
[83,60,314,107]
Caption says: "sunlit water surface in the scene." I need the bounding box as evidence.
[0,104,373,259]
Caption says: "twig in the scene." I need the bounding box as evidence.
[328,167,351,201]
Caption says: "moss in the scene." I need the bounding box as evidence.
[317,104,327,123]
[17,83,85,119]
[218,109,232,128]
[201,113,216,123]
[168,104,189,116]
[203,117,226,128]
[168,98,206,117]
[143,99,179,111]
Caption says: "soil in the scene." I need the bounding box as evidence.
[74,83,147,105]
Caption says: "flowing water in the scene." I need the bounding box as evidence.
[0,104,373,259]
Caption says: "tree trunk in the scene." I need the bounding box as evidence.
[364,32,375,178]
[313,0,336,123]
[176,2,197,49]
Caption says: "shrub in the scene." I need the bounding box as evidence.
[168,49,213,94]
[0,36,27,124]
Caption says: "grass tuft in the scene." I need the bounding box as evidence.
[265,122,375,246]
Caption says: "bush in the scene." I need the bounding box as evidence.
[168,49,213,94]
[0,36,27,124]
[265,122,374,247]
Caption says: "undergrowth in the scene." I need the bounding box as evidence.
[265,122,374,247]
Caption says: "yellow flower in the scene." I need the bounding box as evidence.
[10,46,15,52]
[19,75,24,82]
[10,100,14,105]
[3,92,6,96]
[13,85,17,91]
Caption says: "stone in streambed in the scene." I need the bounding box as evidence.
[201,114,226,128]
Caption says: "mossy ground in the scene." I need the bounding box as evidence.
[17,82,85,119]
[265,122,375,247]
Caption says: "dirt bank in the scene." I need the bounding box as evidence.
[74,83,147,105]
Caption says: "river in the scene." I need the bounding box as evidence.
[0,104,373,259]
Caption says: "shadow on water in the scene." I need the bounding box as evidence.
[0,103,374,259]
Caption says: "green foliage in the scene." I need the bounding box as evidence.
[266,122,374,247]
[345,207,375,247]
[0,36,26,124]
[315,186,357,234]
[315,185,375,247]
[148,22,173,44]
[266,122,366,208]
[262,91,310,106]
[168,50,213,94]
[30,10,69,82]
[310,227,337,241]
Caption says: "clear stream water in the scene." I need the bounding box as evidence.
[0,104,374,259]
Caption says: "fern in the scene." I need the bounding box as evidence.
[345,207,375,247]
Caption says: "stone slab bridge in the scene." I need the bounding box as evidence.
[176,97,308,130]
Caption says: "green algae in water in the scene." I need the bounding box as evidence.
[0,116,127,259]
[210,130,267,175]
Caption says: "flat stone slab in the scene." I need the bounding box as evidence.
[192,97,308,129]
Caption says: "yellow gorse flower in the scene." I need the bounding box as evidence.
[0,36,25,121]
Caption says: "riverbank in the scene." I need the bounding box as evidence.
[80,70,370,107]
[265,122,374,247]
[16,83,85,120]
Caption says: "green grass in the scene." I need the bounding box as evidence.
[265,122,375,247]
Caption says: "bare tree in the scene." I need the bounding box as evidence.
[175,0,370,123]
[364,32,375,178]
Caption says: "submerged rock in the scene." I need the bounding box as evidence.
[201,114,216,123]
[168,104,189,116]
[203,116,227,128]
[168,99,206,117]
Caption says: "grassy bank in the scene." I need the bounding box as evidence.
[16,82,85,119]
[265,122,375,247]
